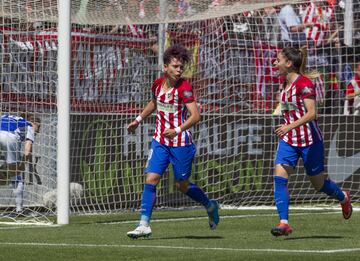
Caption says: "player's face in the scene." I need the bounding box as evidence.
[32,122,41,133]
[164,58,184,83]
[274,52,291,76]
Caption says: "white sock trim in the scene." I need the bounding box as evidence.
[139,220,149,227]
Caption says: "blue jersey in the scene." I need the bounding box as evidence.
[0,115,34,142]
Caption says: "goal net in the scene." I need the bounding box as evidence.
[0,0,359,222]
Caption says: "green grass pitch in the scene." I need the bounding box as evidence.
[0,209,359,261]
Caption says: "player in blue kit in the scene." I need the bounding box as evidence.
[0,114,41,214]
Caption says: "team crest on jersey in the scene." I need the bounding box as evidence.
[167,93,173,99]
[302,86,312,95]
[183,91,193,98]
[281,101,298,111]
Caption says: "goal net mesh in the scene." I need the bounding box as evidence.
[0,0,359,221]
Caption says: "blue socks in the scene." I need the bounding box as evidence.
[140,184,157,224]
[274,176,289,222]
[139,182,211,225]
[186,183,211,209]
[320,179,345,202]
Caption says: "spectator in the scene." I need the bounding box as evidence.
[278,4,313,47]
[262,6,281,47]
[344,61,360,115]
[300,1,340,71]
[177,0,196,18]
[300,1,336,47]
[209,0,225,8]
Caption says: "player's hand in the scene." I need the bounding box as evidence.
[305,22,314,28]
[275,124,291,137]
[346,93,355,100]
[163,129,177,139]
[127,121,139,133]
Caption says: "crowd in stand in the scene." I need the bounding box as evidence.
[100,0,360,115]
[225,0,360,114]
[1,0,359,115]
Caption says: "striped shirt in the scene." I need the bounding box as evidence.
[280,75,323,147]
[302,3,333,47]
[152,77,195,147]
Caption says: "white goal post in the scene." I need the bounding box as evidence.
[57,0,71,225]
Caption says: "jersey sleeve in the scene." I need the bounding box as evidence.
[151,78,163,100]
[346,82,354,96]
[281,5,300,27]
[178,81,195,104]
[299,80,316,100]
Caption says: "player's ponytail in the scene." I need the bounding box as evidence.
[299,46,307,76]
[299,46,319,79]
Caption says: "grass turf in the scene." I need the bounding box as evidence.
[0,209,358,261]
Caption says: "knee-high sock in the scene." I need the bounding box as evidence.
[320,179,345,202]
[274,176,289,222]
[11,175,24,212]
[14,181,24,212]
[140,184,156,224]
[185,183,211,209]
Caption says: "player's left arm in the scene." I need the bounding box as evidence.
[347,90,360,99]
[163,101,201,139]
[17,125,35,171]
[16,140,33,172]
[275,97,316,137]
[23,139,33,161]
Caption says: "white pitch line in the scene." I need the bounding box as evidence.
[102,211,342,225]
[0,225,60,230]
[0,242,359,254]
[0,211,343,229]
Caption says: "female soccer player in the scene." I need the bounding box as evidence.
[126,44,219,239]
[271,46,352,237]
[0,114,41,214]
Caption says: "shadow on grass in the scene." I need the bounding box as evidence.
[148,235,224,240]
[284,235,343,240]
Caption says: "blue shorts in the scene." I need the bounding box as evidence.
[145,140,196,181]
[275,139,324,176]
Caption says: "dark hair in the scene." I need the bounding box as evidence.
[281,46,319,79]
[20,113,41,125]
[281,46,305,74]
[355,55,360,64]
[163,44,191,65]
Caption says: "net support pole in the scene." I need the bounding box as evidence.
[57,0,71,225]
[158,0,167,76]
[344,0,353,46]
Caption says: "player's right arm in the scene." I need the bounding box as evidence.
[127,99,157,133]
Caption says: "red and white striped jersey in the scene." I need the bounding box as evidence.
[280,75,323,147]
[314,74,325,104]
[151,77,195,147]
[301,3,333,47]
[346,74,360,96]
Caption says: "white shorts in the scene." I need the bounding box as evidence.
[0,131,21,165]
